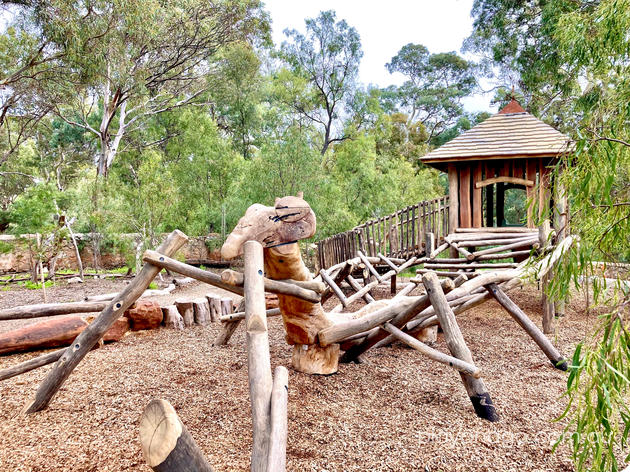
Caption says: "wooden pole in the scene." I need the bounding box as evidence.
[539,221,555,334]
[422,272,499,422]
[0,301,109,321]
[23,230,189,414]
[448,164,459,257]
[143,251,320,304]
[139,399,213,472]
[266,366,288,472]
[0,349,64,381]
[243,241,272,472]
[485,283,567,370]
[382,323,481,377]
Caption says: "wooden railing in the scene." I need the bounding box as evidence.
[316,196,450,269]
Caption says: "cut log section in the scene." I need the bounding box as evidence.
[139,398,213,472]
[207,296,222,323]
[192,299,211,326]
[175,300,195,327]
[0,316,89,355]
[162,306,184,330]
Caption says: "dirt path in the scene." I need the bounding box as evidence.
[0,279,593,471]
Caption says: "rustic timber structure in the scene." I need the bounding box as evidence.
[421,98,572,231]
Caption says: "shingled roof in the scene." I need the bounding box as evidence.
[421,99,573,169]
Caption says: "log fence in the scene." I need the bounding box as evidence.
[317,196,449,269]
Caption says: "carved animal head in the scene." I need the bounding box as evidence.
[221,193,316,259]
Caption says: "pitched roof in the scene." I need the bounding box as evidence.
[421,99,573,168]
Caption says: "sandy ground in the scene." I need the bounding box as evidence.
[0,276,595,471]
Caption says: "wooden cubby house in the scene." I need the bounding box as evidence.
[420,99,573,232]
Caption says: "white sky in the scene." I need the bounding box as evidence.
[264,0,497,113]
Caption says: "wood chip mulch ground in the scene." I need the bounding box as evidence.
[0,279,596,471]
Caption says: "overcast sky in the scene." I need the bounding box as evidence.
[264,0,497,113]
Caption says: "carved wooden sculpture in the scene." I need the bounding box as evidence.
[222,193,340,374]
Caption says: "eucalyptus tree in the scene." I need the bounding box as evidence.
[279,10,363,155]
[383,44,476,145]
[4,0,269,177]
[468,1,630,470]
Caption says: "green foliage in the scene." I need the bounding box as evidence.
[0,241,13,254]
[470,1,630,470]
[279,10,363,154]
[383,43,477,145]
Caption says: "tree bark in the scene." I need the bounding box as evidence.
[422,272,499,422]
[0,316,89,355]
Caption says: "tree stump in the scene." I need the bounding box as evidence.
[221,298,233,317]
[175,300,195,327]
[162,306,184,330]
[207,296,221,323]
[192,299,210,326]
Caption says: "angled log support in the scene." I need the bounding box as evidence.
[485,283,567,370]
[422,272,499,422]
[23,230,189,414]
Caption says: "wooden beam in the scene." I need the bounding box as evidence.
[472,162,483,228]
[448,164,459,232]
[422,272,499,422]
[485,283,567,370]
[382,323,481,378]
[475,177,534,188]
[459,165,471,228]
[526,159,537,228]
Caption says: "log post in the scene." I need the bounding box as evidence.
[422,272,499,422]
[221,298,233,318]
[192,298,210,326]
[23,230,189,414]
[207,296,222,323]
[244,241,273,471]
[139,398,213,472]
[266,366,288,472]
[485,283,567,370]
[539,220,555,334]
[175,300,195,327]
[424,232,436,256]
[163,306,184,330]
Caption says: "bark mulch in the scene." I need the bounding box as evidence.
[0,280,594,471]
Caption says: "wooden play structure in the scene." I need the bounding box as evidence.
[1,101,576,469]
[317,99,573,332]
[0,188,575,469]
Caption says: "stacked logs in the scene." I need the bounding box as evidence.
[0,293,234,382]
